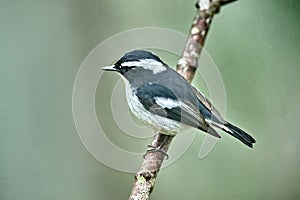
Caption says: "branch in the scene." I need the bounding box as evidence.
[177,0,237,81]
[129,1,237,199]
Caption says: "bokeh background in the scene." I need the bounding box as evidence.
[1,0,300,199]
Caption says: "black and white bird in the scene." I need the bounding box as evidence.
[102,50,256,148]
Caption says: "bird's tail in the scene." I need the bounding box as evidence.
[207,119,256,148]
[223,122,256,148]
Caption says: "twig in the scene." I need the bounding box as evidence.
[177,0,237,81]
[128,1,237,199]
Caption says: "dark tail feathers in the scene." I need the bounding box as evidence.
[224,123,256,148]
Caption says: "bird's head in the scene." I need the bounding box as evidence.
[102,50,168,84]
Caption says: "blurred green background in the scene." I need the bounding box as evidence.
[1,0,300,199]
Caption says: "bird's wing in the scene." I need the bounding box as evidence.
[191,85,226,124]
[135,83,208,131]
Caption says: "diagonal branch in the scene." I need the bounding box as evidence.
[128,1,237,199]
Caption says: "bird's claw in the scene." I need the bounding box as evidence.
[143,144,169,159]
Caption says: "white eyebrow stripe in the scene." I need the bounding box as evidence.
[154,97,179,109]
[121,59,167,74]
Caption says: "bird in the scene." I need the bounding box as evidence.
[102,50,256,150]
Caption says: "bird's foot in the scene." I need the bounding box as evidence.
[143,144,169,159]
[143,134,171,159]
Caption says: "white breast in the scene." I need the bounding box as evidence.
[125,84,183,136]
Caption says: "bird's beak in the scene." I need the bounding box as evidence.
[101,65,117,71]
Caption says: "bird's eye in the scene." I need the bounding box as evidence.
[115,64,121,69]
